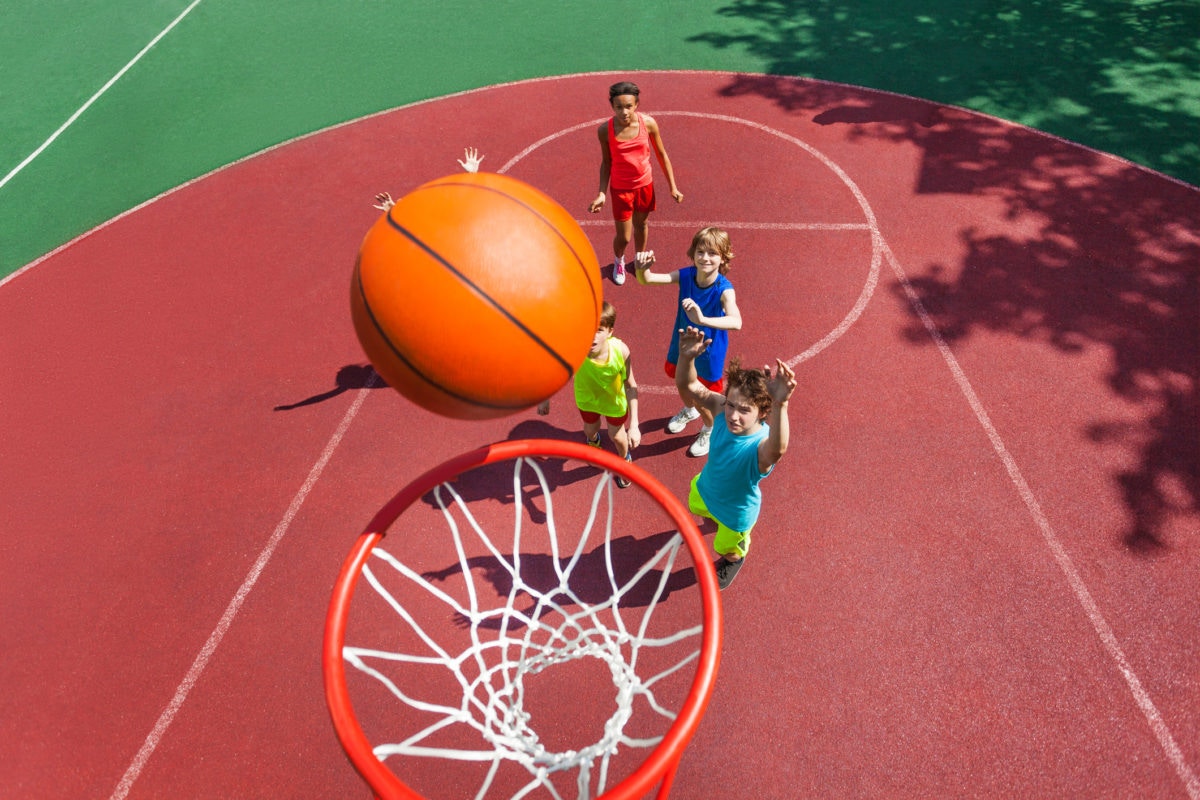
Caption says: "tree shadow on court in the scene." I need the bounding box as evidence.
[689,3,1199,551]
[689,0,1200,186]
[273,363,383,410]
[421,528,699,626]
[891,151,1198,554]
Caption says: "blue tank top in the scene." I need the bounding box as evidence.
[696,415,772,532]
[665,266,734,383]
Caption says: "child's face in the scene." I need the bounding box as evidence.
[610,94,639,125]
[589,325,613,355]
[723,388,764,435]
[693,244,726,277]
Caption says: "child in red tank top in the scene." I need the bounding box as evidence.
[588,81,683,286]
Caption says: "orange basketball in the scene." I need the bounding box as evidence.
[351,172,603,420]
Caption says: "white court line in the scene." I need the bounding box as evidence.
[881,238,1200,800]
[574,219,871,231]
[108,375,379,800]
[0,0,205,193]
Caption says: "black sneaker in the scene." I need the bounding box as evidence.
[615,452,633,489]
[715,556,745,590]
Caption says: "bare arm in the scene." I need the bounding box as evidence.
[619,342,641,448]
[757,359,796,473]
[644,115,683,203]
[683,287,743,330]
[633,250,678,286]
[589,124,611,213]
[674,327,725,418]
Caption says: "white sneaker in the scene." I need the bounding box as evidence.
[688,426,712,457]
[666,406,700,433]
[612,259,627,285]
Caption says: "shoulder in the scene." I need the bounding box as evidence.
[641,113,660,130]
[597,121,610,138]
[611,336,630,355]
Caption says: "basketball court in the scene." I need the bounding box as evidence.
[2,71,1198,798]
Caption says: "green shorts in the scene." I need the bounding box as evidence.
[688,474,752,558]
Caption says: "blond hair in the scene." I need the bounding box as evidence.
[687,227,734,275]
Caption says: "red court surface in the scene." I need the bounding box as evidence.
[2,71,1198,798]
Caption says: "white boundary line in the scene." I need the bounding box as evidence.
[0,0,206,194]
[108,375,379,800]
[574,219,871,231]
[881,238,1200,799]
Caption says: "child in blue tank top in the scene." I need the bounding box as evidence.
[635,226,742,458]
[675,326,796,589]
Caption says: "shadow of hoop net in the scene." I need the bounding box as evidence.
[324,439,723,800]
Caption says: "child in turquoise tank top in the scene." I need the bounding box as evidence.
[675,326,796,589]
[538,301,641,487]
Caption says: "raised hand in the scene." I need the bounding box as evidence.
[634,250,655,283]
[373,191,395,211]
[458,147,484,173]
[765,358,797,404]
[678,326,711,360]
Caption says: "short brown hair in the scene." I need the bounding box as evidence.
[725,357,771,415]
[599,299,617,330]
[687,227,734,275]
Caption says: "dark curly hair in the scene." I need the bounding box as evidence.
[608,81,640,101]
[724,357,772,416]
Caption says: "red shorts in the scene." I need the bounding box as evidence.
[580,407,630,427]
[664,361,725,394]
[610,183,656,221]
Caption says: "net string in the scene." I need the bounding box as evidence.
[343,456,704,799]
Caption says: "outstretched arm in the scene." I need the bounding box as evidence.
[758,359,796,473]
[675,327,725,418]
[634,250,677,286]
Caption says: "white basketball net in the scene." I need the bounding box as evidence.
[343,456,704,800]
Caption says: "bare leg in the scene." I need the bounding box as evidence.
[612,218,633,262]
[631,211,650,253]
[609,422,630,459]
[583,418,603,445]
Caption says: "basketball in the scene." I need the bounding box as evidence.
[351,172,603,420]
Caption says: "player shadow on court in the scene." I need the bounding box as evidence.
[421,527,699,628]
[625,415,697,458]
[272,363,383,411]
[417,419,634,524]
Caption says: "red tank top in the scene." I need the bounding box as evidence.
[608,113,653,190]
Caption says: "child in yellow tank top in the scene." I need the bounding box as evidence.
[538,301,641,486]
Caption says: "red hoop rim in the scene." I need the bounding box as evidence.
[323,438,722,800]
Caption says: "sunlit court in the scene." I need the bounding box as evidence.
[2,4,1198,799]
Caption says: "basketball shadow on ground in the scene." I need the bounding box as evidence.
[273,363,383,410]
[421,528,699,626]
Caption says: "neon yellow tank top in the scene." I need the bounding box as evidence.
[574,336,628,417]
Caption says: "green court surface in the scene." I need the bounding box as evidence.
[2,0,1198,277]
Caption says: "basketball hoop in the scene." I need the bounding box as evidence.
[323,439,722,799]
